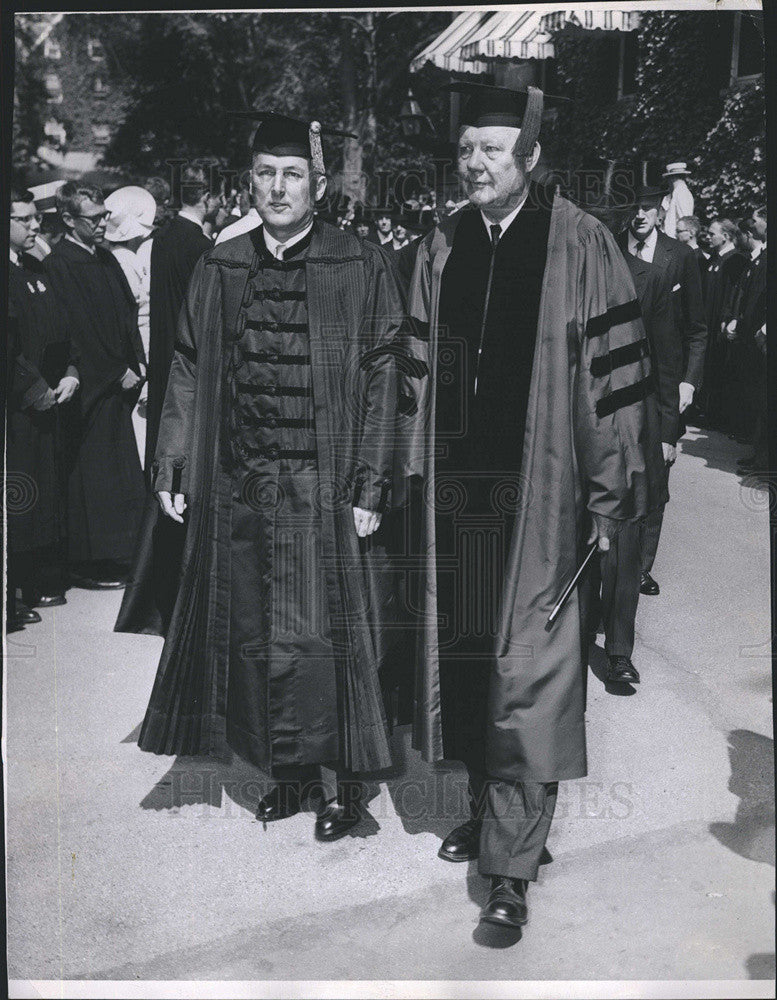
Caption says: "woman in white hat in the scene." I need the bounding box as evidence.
[104,186,157,464]
[660,162,694,239]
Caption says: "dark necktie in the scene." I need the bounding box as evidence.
[634,239,646,260]
[474,223,503,396]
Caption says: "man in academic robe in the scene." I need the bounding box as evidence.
[42,182,147,588]
[373,209,395,248]
[700,219,748,429]
[616,185,707,596]
[114,167,215,634]
[728,205,767,468]
[400,83,666,927]
[137,112,440,842]
[591,253,681,686]
[675,215,710,297]
[7,187,80,628]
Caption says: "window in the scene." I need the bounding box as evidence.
[619,31,639,98]
[87,37,105,61]
[43,38,61,60]
[731,12,764,83]
[44,73,62,103]
[91,123,111,146]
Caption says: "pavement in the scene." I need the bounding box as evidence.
[4,424,775,995]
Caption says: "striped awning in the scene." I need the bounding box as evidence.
[411,8,641,72]
[410,11,498,74]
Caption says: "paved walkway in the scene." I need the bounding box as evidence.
[5,426,774,994]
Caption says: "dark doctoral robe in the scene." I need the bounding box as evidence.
[702,247,748,424]
[728,247,767,443]
[42,239,146,565]
[401,191,667,784]
[115,215,212,634]
[138,221,441,774]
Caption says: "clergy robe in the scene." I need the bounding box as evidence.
[701,247,748,425]
[43,239,146,565]
[401,191,667,783]
[7,254,77,559]
[137,221,441,774]
[114,215,211,635]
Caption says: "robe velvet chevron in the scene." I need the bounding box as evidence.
[401,194,667,783]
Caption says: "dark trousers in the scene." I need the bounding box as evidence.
[641,464,670,575]
[478,778,558,881]
[592,521,642,658]
[271,763,361,810]
[8,546,67,604]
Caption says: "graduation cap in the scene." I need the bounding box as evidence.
[228,111,357,174]
[447,81,569,157]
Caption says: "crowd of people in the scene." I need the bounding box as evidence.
[5,86,769,934]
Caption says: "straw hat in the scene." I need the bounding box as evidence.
[104,186,157,242]
[662,162,692,178]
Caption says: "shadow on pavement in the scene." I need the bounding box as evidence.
[709,729,775,868]
[680,424,751,476]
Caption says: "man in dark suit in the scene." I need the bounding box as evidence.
[617,186,707,596]
[592,254,681,684]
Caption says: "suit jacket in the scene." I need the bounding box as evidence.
[626,256,681,446]
[733,248,767,341]
[617,229,707,390]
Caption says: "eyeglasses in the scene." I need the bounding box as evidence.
[10,213,43,226]
[75,210,111,226]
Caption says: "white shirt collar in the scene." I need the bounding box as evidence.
[751,241,765,260]
[263,218,314,259]
[627,227,658,261]
[378,231,394,245]
[480,189,529,241]
[178,207,206,232]
[66,233,96,255]
[10,248,19,265]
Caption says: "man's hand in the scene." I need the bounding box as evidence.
[157,491,187,523]
[353,507,382,538]
[120,368,142,391]
[678,381,694,414]
[53,375,79,404]
[726,319,738,341]
[587,513,619,553]
[755,325,766,354]
[662,442,677,465]
[32,387,57,411]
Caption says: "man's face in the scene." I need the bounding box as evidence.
[204,191,225,224]
[10,200,41,254]
[251,153,325,233]
[750,212,767,240]
[708,221,726,250]
[64,197,109,247]
[355,222,369,238]
[458,125,531,211]
[393,223,407,242]
[675,222,694,245]
[376,214,392,235]
[629,201,659,240]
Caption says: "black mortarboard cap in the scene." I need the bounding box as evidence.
[447,81,569,156]
[228,111,356,170]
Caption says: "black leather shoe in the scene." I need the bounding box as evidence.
[438,818,481,862]
[480,877,528,928]
[606,655,640,684]
[70,574,126,590]
[314,801,360,842]
[31,594,67,608]
[256,782,302,822]
[640,572,660,596]
[14,603,42,625]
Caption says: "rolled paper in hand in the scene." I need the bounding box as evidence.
[545,541,599,631]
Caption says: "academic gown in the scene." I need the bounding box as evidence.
[7,254,77,556]
[137,221,441,774]
[702,248,748,423]
[115,216,212,634]
[401,192,667,783]
[42,238,146,565]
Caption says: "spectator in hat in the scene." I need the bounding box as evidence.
[392,214,411,250]
[373,208,394,247]
[660,162,694,239]
[104,186,158,465]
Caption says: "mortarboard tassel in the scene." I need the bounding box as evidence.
[514,86,544,157]
[309,120,325,174]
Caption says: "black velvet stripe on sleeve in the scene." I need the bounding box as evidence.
[585,298,642,339]
[595,375,655,418]
[174,339,197,363]
[590,337,650,377]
